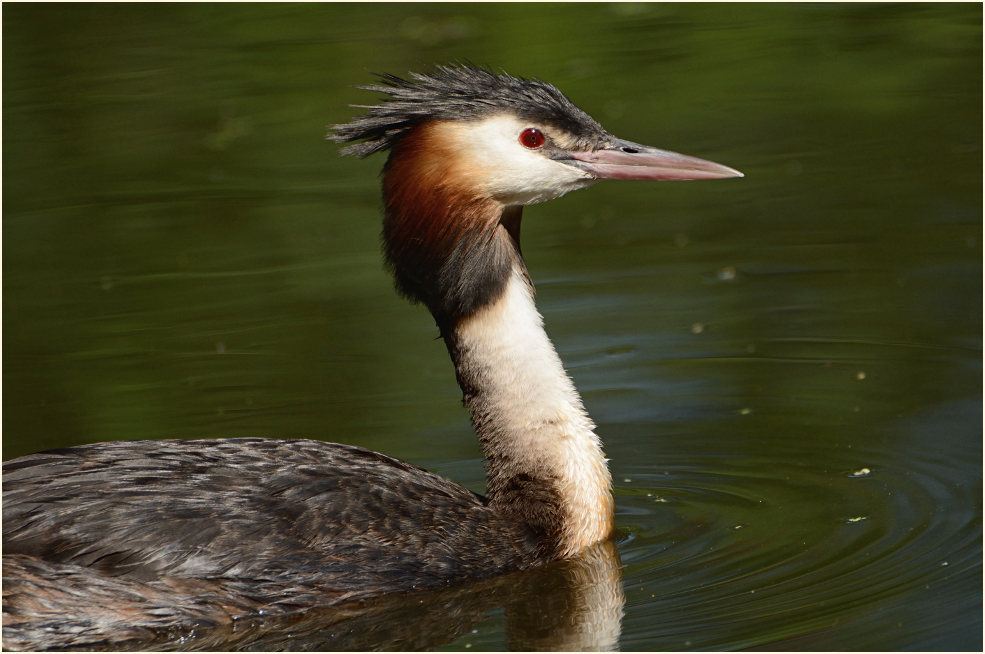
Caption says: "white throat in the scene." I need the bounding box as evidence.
[451,264,614,555]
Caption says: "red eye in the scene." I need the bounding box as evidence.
[519,127,546,149]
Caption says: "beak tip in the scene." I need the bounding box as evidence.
[710,164,743,179]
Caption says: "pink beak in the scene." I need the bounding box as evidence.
[570,139,743,182]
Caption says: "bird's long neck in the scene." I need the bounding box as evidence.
[446,265,614,556]
[382,129,614,556]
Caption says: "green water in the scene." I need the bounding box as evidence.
[3,3,981,650]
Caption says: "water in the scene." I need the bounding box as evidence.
[3,3,981,650]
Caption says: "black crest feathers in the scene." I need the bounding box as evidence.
[330,64,606,158]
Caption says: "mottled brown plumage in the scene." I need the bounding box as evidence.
[3,439,553,648]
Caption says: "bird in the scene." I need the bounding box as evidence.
[1,64,741,649]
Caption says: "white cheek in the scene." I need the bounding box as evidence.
[461,115,595,205]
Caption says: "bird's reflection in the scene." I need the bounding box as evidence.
[55,540,623,651]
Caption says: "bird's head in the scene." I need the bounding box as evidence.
[331,64,741,206]
[330,65,741,329]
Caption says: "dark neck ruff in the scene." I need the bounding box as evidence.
[381,122,523,334]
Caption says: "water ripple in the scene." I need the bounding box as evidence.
[614,408,981,650]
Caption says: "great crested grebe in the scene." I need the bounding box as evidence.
[2,65,741,649]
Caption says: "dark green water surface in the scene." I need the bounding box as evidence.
[3,3,981,650]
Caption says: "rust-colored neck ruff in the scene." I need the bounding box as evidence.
[382,121,518,333]
[383,121,614,557]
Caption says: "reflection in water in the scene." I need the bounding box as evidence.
[505,540,624,652]
[12,542,623,651]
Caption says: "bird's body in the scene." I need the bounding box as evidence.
[2,65,740,649]
[5,439,547,593]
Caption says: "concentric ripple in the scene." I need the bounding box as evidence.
[612,398,981,651]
